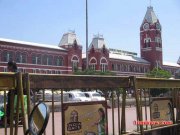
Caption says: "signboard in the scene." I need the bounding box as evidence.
[62,101,107,135]
[150,98,174,128]
[109,48,137,56]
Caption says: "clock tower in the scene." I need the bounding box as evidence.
[140,6,162,69]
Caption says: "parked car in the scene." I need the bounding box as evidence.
[35,90,61,102]
[84,92,105,101]
[66,91,91,102]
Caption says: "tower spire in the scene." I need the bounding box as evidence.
[149,0,151,6]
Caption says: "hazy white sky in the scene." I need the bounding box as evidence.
[0,0,179,63]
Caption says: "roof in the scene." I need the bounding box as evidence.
[83,52,150,64]
[178,57,180,64]
[163,61,180,67]
[109,53,150,64]
[143,6,158,24]
[88,34,106,50]
[0,38,66,51]
[58,32,81,46]
[175,68,180,78]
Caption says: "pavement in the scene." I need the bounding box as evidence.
[0,107,150,135]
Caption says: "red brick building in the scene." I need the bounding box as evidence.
[0,6,179,76]
[83,6,179,76]
[0,32,82,74]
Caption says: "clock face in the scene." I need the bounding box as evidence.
[156,23,161,30]
[143,23,149,30]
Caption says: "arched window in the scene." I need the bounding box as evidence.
[32,54,41,64]
[100,57,108,72]
[140,67,144,73]
[48,56,53,65]
[130,65,133,72]
[2,51,14,62]
[89,57,97,70]
[16,52,27,63]
[71,55,79,71]
[42,55,53,65]
[54,56,63,66]
[144,38,151,48]
[123,64,127,72]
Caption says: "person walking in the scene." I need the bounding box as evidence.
[6,61,18,124]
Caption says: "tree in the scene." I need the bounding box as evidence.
[74,69,116,76]
[146,68,172,97]
[146,67,171,79]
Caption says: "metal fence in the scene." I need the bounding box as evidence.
[0,72,180,135]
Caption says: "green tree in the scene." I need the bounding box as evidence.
[146,67,171,78]
[74,69,116,76]
[146,68,172,97]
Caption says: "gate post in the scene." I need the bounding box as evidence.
[130,76,144,134]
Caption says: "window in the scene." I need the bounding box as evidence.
[3,67,7,72]
[32,54,41,64]
[33,69,36,73]
[2,51,13,62]
[42,55,53,65]
[101,64,107,72]
[89,57,97,70]
[47,70,52,74]
[16,52,27,63]
[144,38,151,48]
[54,56,63,66]
[123,65,128,72]
[48,56,53,65]
[89,64,96,70]
[71,56,79,71]
[117,65,120,71]
[55,70,61,74]
[52,70,55,74]
[140,67,144,73]
[130,65,133,72]
[72,61,78,71]
[84,93,90,97]
[69,94,72,98]
[100,57,108,72]
[155,37,161,47]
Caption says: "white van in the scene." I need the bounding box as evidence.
[84,92,105,101]
[66,91,91,102]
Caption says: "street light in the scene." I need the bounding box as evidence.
[86,0,89,69]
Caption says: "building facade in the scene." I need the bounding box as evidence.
[0,32,82,74]
[0,6,179,76]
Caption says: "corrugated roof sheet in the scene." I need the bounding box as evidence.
[163,61,180,67]
[109,53,150,63]
[0,38,66,51]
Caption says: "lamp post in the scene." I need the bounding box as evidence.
[86,0,89,69]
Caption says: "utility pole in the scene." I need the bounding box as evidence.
[86,0,89,69]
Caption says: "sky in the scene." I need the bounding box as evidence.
[0,0,179,63]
